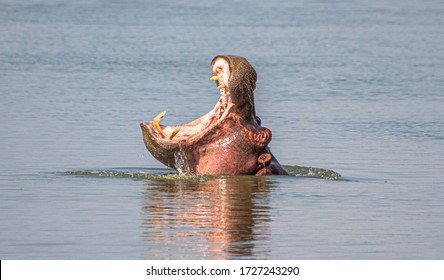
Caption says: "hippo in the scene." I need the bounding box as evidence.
[140,55,288,176]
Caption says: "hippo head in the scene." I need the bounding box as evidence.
[140,55,287,176]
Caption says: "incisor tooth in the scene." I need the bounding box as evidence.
[152,110,167,138]
[168,127,180,140]
[210,75,219,81]
[218,83,225,89]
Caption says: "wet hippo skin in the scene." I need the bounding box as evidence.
[141,55,288,176]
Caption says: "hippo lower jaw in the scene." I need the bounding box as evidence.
[140,100,235,170]
[140,55,288,176]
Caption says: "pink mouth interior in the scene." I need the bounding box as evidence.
[143,58,233,142]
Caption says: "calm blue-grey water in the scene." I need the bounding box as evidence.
[1,0,444,259]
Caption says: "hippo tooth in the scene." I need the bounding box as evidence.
[152,110,167,138]
[258,153,272,165]
[226,92,231,96]
[218,83,225,89]
[217,68,223,73]
[210,75,219,81]
[168,127,180,140]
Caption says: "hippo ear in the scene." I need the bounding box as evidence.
[246,127,272,148]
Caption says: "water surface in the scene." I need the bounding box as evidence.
[1,0,444,259]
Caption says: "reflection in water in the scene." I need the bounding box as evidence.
[141,176,273,259]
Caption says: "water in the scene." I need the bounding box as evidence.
[1,0,443,259]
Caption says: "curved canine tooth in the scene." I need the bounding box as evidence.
[168,127,180,140]
[210,75,219,81]
[152,110,167,138]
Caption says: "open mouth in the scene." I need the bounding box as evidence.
[140,55,288,176]
[140,57,232,144]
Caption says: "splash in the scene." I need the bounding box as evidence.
[174,144,191,174]
[283,165,341,180]
[65,165,341,181]
[65,169,210,183]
